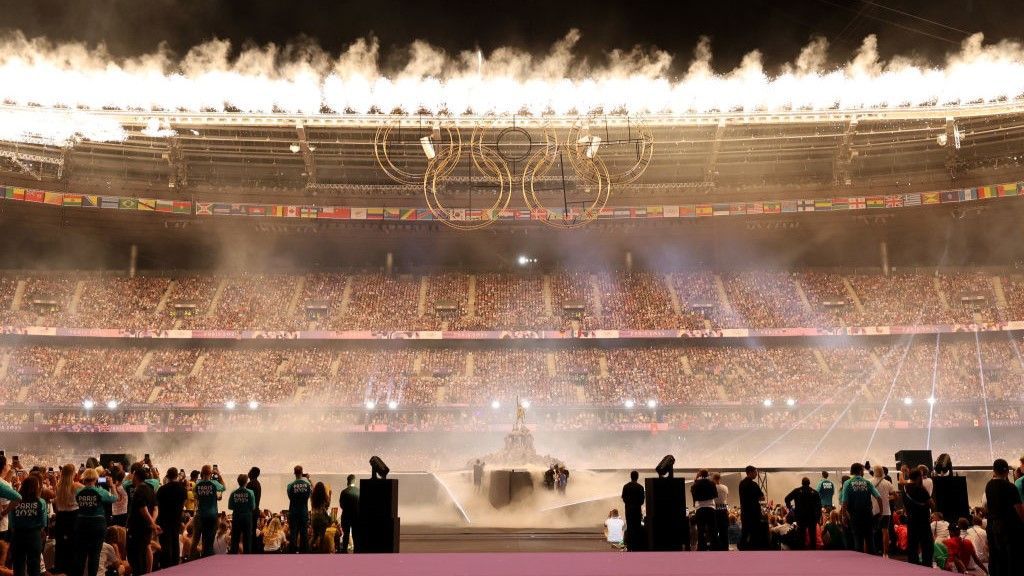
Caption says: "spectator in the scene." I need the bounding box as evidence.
[286,466,312,553]
[604,509,625,549]
[193,465,225,557]
[984,459,1024,576]
[839,462,881,554]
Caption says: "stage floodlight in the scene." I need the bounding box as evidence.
[927,396,937,406]
[624,399,635,409]
[369,455,390,479]
[655,454,675,478]
[365,400,377,410]
[106,400,118,410]
[785,398,796,407]
[420,136,436,159]
[289,143,300,153]
[224,400,237,410]
[903,397,913,406]
[646,399,657,409]
[517,255,529,266]
[83,399,95,411]
[762,398,773,408]
[520,399,530,409]
[248,400,259,410]
[387,400,399,410]
[491,400,501,410]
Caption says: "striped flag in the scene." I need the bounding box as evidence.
[695,204,713,217]
[155,199,174,213]
[997,182,1019,197]
[903,193,921,206]
[678,205,694,218]
[100,196,120,209]
[961,188,977,202]
[763,201,781,214]
[43,192,63,205]
[978,185,997,199]
[712,203,730,216]
[866,196,885,209]
[814,199,832,211]
[62,194,82,207]
[832,198,849,210]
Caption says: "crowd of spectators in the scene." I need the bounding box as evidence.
[0,267,1020,331]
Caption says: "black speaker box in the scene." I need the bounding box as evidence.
[932,476,969,524]
[645,477,689,551]
[895,450,933,472]
[356,478,399,553]
[487,470,533,509]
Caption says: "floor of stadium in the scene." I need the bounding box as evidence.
[157,550,934,576]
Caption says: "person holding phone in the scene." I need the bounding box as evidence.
[194,465,225,557]
[72,468,117,576]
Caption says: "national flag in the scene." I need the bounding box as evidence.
[43,192,62,205]
[213,203,232,215]
[921,192,940,205]
[1,186,10,199]
[632,207,646,218]
[695,204,713,217]
[384,207,401,220]
[849,197,866,210]
[782,200,797,213]
[25,190,45,203]
[814,199,832,211]
[832,198,849,210]
[613,207,631,218]
[170,200,190,213]
[712,203,730,216]
[137,198,157,211]
[866,196,885,209]
[100,196,120,209]
[319,207,350,220]
[939,191,959,203]
[884,195,904,208]
[366,207,384,220]
[82,195,99,208]
[978,185,997,199]
[300,206,318,218]
[12,187,26,200]
[118,198,139,210]
[285,206,299,218]
[401,208,418,220]
[646,205,663,218]
[664,205,680,218]
[763,201,781,214]
[997,182,1019,197]
[196,203,213,216]
[903,193,921,206]
[155,199,174,213]
[678,205,694,218]
[515,209,531,220]
[229,204,247,215]
[961,188,977,202]
[61,194,82,207]
[417,209,435,220]
[797,200,814,212]
[746,202,764,214]
[247,205,268,216]
[271,205,286,217]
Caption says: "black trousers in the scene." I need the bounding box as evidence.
[987,531,1023,576]
[73,516,107,576]
[54,509,78,574]
[289,514,309,553]
[126,527,152,576]
[198,515,218,557]
[230,516,252,554]
[340,517,355,553]
[794,518,817,550]
[11,529,43,576]
[624,510,646,552]
[694,508,717,551]
[739,513,761,550]
[906,520,933,567]
[714,509,729,550]
[158,523,181,567]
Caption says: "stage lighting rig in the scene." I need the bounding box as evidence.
[370,456,390,480]
[655,455,675,478]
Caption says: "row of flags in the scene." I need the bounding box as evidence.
[2,182,1021,222]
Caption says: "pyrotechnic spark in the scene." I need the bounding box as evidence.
[1,30,1024,145]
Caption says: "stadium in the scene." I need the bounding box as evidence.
[0,2,1023,575]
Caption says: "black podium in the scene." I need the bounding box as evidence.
[488,470,534,509]
[645,477,689,551]
[356,478,400,553]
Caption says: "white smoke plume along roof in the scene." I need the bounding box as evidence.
[2,30,1024,144]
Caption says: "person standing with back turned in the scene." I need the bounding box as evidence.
[287,466,312,553]
[339,474,359,554]
[621,470,646,552]
[193,464,225,557]
[228,474,256,554]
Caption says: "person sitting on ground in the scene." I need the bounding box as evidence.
[604,509,625,550]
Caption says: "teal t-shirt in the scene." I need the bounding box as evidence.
[75,485,117,519]
[228,488,256,518]
[816,478,835,507]
[839,475,880,516]
[0,482,20,502]
[286,478,312,517]
[9,498,48,532]
[1015,476,1023,501]
[194,479,225,518]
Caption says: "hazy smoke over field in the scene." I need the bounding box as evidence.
[2,30,1024,143]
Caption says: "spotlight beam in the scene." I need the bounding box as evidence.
[972,330,996,463]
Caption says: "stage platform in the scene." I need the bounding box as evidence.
[159,551,934,576]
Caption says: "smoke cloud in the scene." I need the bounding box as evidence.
[1,30,1024,144]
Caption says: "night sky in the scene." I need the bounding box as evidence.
[0,0,1018,73]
